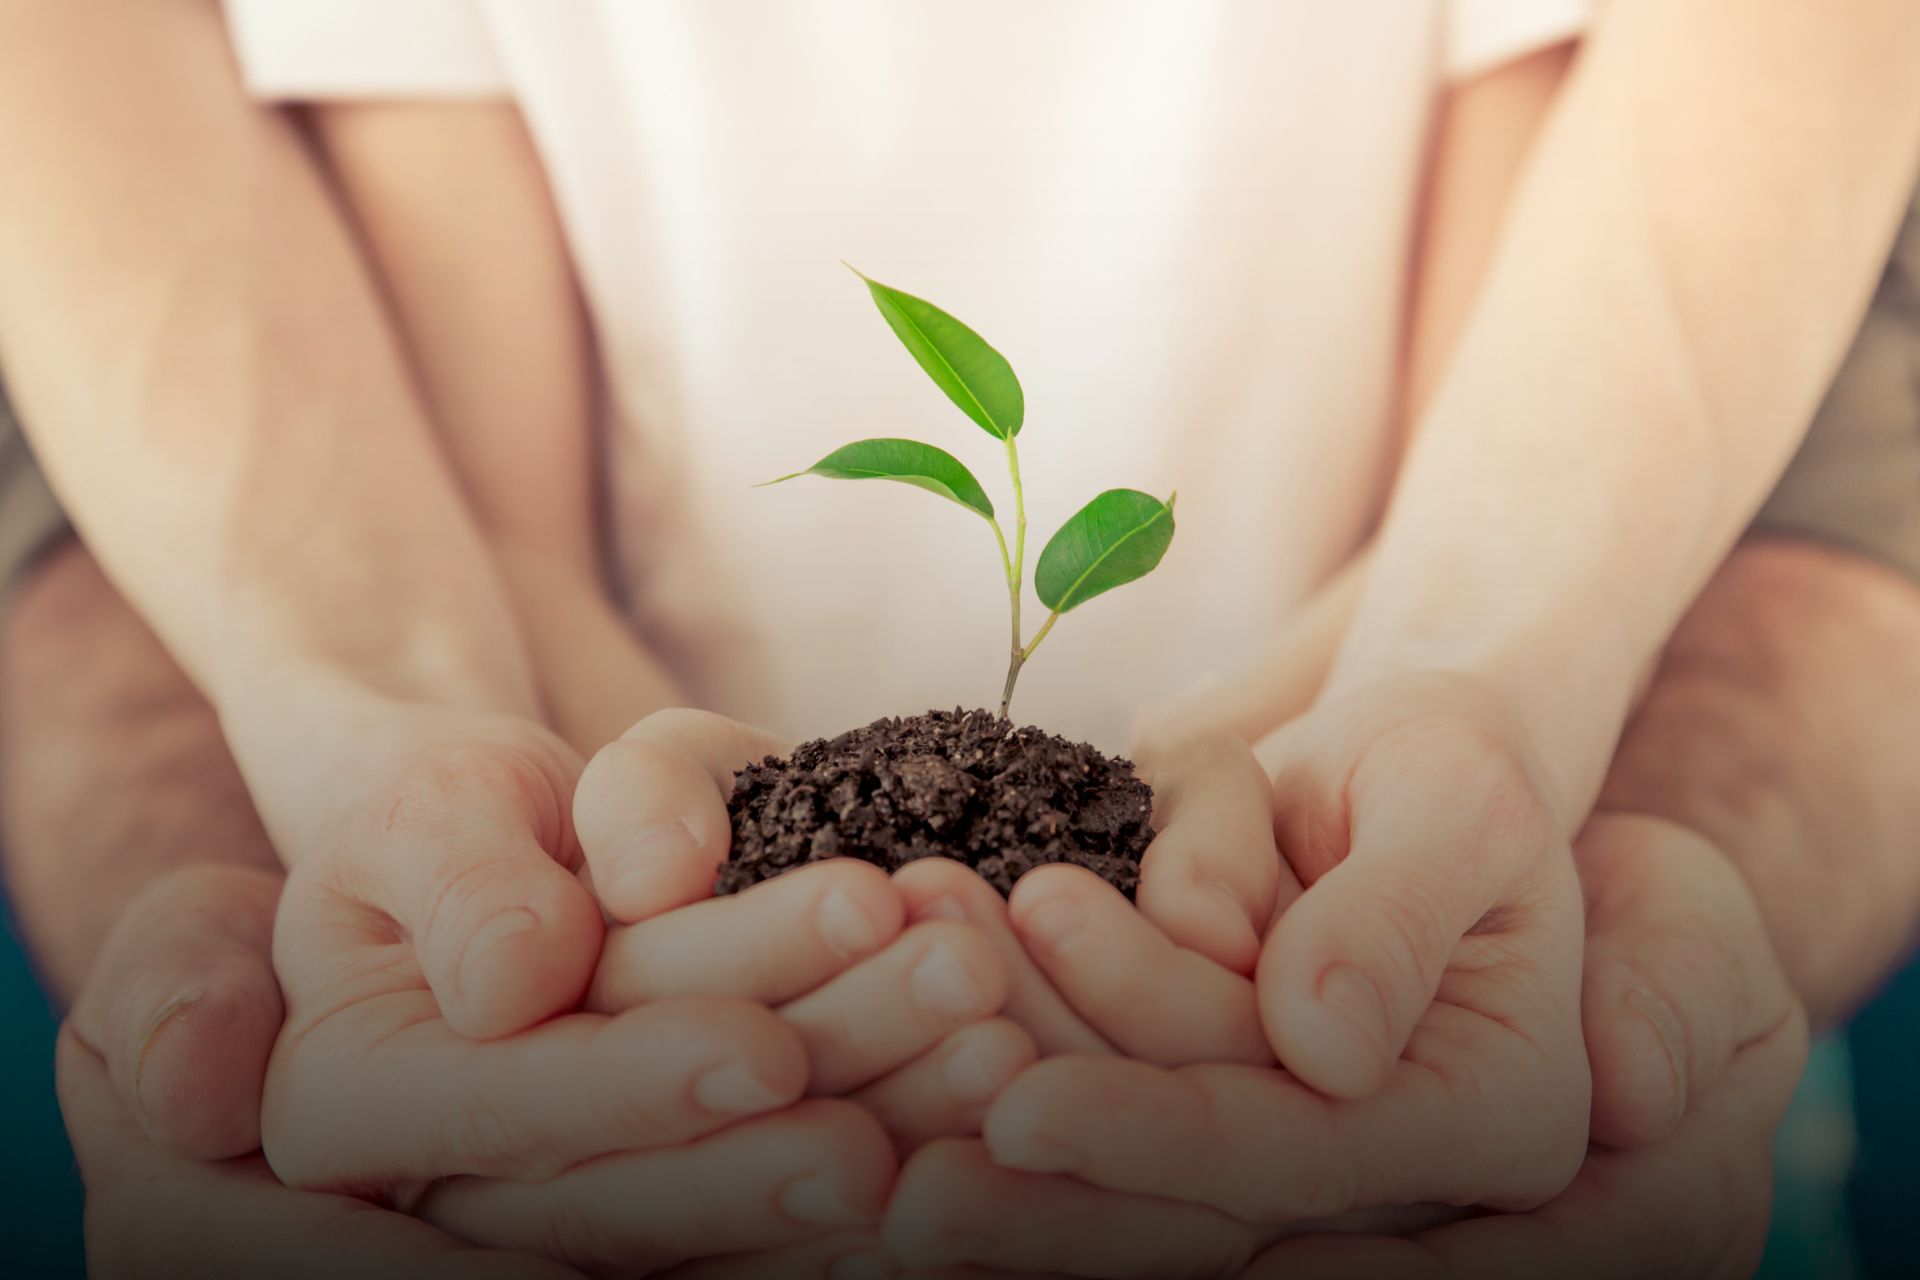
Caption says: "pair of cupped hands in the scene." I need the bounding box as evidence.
[62,675,1804,1279]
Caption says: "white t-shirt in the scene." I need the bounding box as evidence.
[224,0,1589,749]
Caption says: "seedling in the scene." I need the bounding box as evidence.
[765,268,1177,719]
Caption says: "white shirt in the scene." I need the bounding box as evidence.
[224,0,1589,749]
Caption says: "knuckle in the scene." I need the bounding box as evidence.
[457,1091,562,1181]
[1364,885,1454,1002]
[419,859,529,956]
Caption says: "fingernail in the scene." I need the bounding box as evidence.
[911,944,987,1018]
[915,894,967,923]
[778,1173,871,1227]
[132,989,203,1126]
[1626,987,1687,1128]
[942,1033,1014,1103]
[460,908,539,986]
[693,1063,788,1114]
[1019,898,1083,949]
[818,885,883,958]
[828,1249,895,1280]
[614,816,704,889]
[1318,965,1389,1056]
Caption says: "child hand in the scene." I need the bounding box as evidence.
[880,730,1299,1267]
[892,673,1590,1274]
[885,730,1289,1069]
[575,709,1035,1157]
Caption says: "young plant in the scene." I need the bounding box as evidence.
[764,268,1176,719]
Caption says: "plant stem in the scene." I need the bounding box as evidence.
[1019,609,1060,663]
[998,433,1029,719]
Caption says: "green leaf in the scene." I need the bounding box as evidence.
[1035,489,1177,613]
[849,266,1024,440]
[761,437,996,520]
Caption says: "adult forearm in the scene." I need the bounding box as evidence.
[1598,541,1920,1029]
[1329,0,1920,817]
[0,1,536,844]
[0,542,276,1005]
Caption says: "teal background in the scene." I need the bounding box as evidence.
[0,907,83,1278]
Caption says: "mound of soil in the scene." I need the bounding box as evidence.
[717,708,1155,897]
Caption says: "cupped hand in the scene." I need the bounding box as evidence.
[972,676,1591,1220]
[882,729,1291,1070]
[884,798,1795,1277]
[572,710,1036,1160]
[61,863,582,1279]
[260,707,893,1274]
[880,728,1304,1269]
[1243,813,1807,1280]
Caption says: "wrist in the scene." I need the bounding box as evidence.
[1323,606,1646,823]
[1317,643,1636,829]
[212,671,558,867]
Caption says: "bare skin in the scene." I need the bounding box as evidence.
[7,1,1920,1276]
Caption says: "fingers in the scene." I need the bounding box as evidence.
[1007,866,1271,1066]
[264,996,809,1189]
[851,1019,1038,1153]
[576,709,789,922]
[1574,814,1795,1148]
[886,1138,1256,1278]
[1246,1006,1810,1280]
[893,858,1112,1058]
[782,921,1010,1096]
[69,865,285,1160]
[352,766,604,1039]
[1132,732,1289,975]
[589,859,904,1012]
[1260,740,1565,1099]
[58,1031,590,1280]
[984,1046,1587,1223]
[421,1100,896,1276]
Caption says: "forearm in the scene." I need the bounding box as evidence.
[308,101,686,755]
[0,1,537,842]
[1598,541,1920,1028]
[1329,0,1920,817]
[0,542,275,1005]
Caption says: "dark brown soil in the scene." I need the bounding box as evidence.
[717,708,1155,897]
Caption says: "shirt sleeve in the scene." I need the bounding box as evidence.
[221,0,508,101]
[1444,0,1594,83]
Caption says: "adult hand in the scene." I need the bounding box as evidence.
[1242,813,1808,1279]
[60,863,581,1279]
[883,805,1798,1277]
[261,707,895,1273]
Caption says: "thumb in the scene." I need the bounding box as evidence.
[574,709,789,922]
[1576,814,1795,1148]
[373,763,606,1039]
[1258,758,1551,1099]
[70,865,286,1160]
